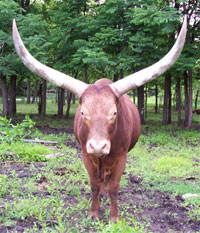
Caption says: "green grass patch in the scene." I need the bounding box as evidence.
[127,124,200,196]
[0,142,52,162]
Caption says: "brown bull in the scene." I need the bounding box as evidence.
[13,16,187,221]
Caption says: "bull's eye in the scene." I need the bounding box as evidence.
[107,111,117,121]
[80,106,91,121]
[81,111,91,121]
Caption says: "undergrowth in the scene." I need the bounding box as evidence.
[0,114,199,232]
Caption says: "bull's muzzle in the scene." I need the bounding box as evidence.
[86,139,111,157]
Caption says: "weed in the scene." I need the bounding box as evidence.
[0,115,37,144]
[0,175,7,197]
[183,196,200,221]
[99,217,144,233]
[0,142,53,162]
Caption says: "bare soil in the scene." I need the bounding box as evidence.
[0,125,199,233]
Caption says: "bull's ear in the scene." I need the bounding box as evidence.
[12,19,88,97]
[110,15,187,97]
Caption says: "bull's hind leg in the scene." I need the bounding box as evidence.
[107,155,127,222]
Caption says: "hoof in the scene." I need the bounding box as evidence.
[89,211,100,221]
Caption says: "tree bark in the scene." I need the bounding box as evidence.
[137,85,144,124]
[194,89,199,110]
[113,73,118,82]
[32,81,39,104]
[58,87,65,116]
[73,94,76,104]
[9,75,17,115]
[1,74,9,116]
[163,74,170,124]
[155,84,158,113]
[66,92,73,119]
[186,70,193,128]
[27,78,31,104]
[167,75,171,124]
[145,84,148,119]
[176,77,182,126]
[120,69,123,79]
[38,79,46,116]
[65,71,78,118]
[184,71,189,127]
[133,90,136,104]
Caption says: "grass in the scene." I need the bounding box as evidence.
[0,99,200,232]
[0,142,52,162]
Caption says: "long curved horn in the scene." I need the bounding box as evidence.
[110,15,187,97]
[13,19,88,97]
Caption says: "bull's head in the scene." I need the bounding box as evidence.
[13,16,187,156]
[79,82,118,156]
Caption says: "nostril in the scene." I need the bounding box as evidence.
[102,143,107,150]
[90,143,94,149]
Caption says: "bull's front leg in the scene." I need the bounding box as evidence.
[107,155,127,222]
[89,180,101,220]
[82,154,101,220]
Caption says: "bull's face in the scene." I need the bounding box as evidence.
[80,85,118,157]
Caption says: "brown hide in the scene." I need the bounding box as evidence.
[74,78,140,221]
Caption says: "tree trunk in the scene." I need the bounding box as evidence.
[27,78,31,104]
[9,75,17,115]
[38,79,46,116]
[186,70,193,128]
[167,75,171,124]
[73,94,76,104]
[133,90,136,104]
[145,84,148,119]
[163,74,170,124]
[32,81,39,104]
[113,73,118,82]
[120,69,123,79]
[176,77,182,126]
[1,74,9,116]
[63,90,65,105]
[137,85,144,124]
[184,71,189,127]
[155,84,158,113]
[66,92,73,119]
[194,89,199,110]
[58,87,65,116]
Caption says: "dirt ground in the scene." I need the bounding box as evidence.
[0,125,200,233]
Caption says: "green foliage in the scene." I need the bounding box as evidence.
[127,124,200,196]
[183,197,200,221]
[0,175,8,197]
[0,115,37,144]
[0,142,51,162]
[101,217,144,233]
[0,115,199,232]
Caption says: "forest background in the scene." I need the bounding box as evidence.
[0,0,200,128]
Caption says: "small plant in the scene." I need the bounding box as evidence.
[0,142,51,162]
[183,197,200,221]
[100,217,144,233]
[0,115,38,144]
[0,175,8,197]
